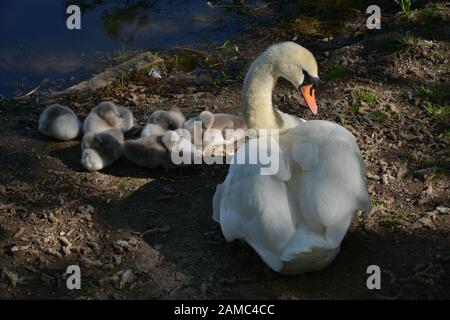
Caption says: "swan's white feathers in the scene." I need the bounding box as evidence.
[215,117,370,273]
[290,142,318,171]
[213,42,371,274]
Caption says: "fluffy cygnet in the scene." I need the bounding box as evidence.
[122,135,169,169]
[38,104,81,141]
[140,123,166,138]
[83,101,134,134]
[147,109,185,131]
[123,129,196,168]
[183,111,247,147]
[81,128,124,171]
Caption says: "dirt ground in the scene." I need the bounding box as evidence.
[0,2,449,299]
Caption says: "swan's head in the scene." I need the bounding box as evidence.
[257,41,320,114]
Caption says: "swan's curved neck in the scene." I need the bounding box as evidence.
[241,63,281,130]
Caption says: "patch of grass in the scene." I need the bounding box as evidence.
[370,110,387,123]
[358,89,378,104]
[212,70,229,88]
[350,103,362,113]
[113,70,130,89]
[418,158,450,176]
[235,68,246,81]
[415,85,450,119]
[383,104,399,117]
[82,282,98,296]
[416,85,449,105]
[381,210,411,227]
[395,0,412,15]
[440,129,450,139]
[423,104,450,118]
[324,63,347,80]
[204,41,240,68]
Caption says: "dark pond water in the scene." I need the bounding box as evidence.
[0,0,254,97]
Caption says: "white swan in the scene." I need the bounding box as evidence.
[212,42,370,274]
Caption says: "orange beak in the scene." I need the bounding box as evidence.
[300,85,317,115]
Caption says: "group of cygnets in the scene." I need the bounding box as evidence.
[38,101,247,171]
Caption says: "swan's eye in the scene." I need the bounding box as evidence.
[302,70,319,94]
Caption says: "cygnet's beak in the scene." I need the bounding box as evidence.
[300,85,317,115]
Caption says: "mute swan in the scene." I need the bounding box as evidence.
[38,104,81,141]
[213,42,370,274]
[83,101,134,134]
[81,128,124,171]
[183,111,247,148]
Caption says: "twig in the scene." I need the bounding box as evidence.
[15,85,41,100]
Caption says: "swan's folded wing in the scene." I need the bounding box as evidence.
[213,139,297,271]
[291,121,371,246]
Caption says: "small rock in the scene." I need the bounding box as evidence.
[62,245,72,256]
[397,166,408,180]
[118,269,135,289]
[149,67,162,79]
[436,206,449,215]
[417,215,436,230]
[366,173,380,181]
[78,204,95,215]
[58,236,71,247]
[127,238,140,246]
[115,240,130,250]
[382,174,389,186]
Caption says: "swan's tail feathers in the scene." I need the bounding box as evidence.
[212,183,223,223]
[280,246,340,274]
[245,237,283,272]
[324,215,353,247]
[278,228,340,273]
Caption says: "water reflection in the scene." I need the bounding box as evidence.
[0,0,245,97]
[68,0,158,42]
